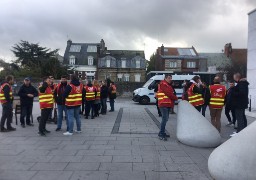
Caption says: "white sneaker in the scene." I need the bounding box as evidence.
[63,132,73,136]
[230,132,237,137]
[226,122,233,126]
[75,130,82,133]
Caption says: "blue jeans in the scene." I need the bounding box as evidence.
[101,98,107,114]
[57,105,68,130]
[159,107,170,135]
[110,99,115,111]
[67,106,81,133]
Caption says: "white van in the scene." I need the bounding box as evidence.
[132,74,195,105]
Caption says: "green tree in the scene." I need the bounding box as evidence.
[147,53,156,73]
[11,40,67,78]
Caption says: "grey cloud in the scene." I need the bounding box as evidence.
[0,0,255,60]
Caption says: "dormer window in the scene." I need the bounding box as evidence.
[121,58,126,68]
[69,56,75,65]
[136,60,140,68]
[88,56,94,66]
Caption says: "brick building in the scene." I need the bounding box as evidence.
[155,44,207,73]
[224,43,247,76]
[98,50,146,82]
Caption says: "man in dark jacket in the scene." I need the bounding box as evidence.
[18,77,38,127]
[201,82,210,117]
[100,81,108,115]
[54,75,68,131]
[230,73,249,136]
[225,82,236,126]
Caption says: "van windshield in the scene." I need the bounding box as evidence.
[143,79,154,88]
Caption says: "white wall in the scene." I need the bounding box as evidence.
[248,9,256,110]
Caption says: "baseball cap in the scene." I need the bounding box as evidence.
[24,77,30,81]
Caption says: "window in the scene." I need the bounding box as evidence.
[117,74,123,82]
[170,61,177,68]
[187,62,196,68]
[164,48,168,52]
[69,56,75,65]
[106,60,111,67]
[69,45,81,52]
[124,74,129,82]
[136,60,140,68]
[87,45,97,52]
[135,74,141,82]
[88,56,94,65]
[121,60,126,68]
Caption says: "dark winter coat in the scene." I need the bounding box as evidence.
[100,85,108,99]
[54,82,67,105]
[231,79,249,109]
[202,87,210,105]
[18,83,38,106]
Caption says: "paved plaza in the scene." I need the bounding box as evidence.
[0,98,255,180]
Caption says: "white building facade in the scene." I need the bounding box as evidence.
[248,9,256,110]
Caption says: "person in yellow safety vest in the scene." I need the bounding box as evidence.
[156,74,178,141]
[209,76,226,132]
[63,74,85,136]
[187,75,204,112]
[108,82,117,112]
[38,76,54,136]
[84,80,97,119]
[93,80,101,117]
[0,75,16,132]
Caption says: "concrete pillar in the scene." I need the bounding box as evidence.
[208,121,256,180]
[248,9,256,110]
[176,101,221,148]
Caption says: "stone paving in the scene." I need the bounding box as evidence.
[0,98,255,180]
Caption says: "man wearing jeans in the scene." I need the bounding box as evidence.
[54,75,68,131]
[157,74,177,141]
[230,73,249,137]
[63,75,85,136]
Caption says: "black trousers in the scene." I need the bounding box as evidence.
[225,106,236,124]
[235,108,247,133]
[39,108,52,133]
[195,105,202,112]
[156,99,162,116]
[1,103,13,129]
[85,100,94,117]
[20,104,33,125]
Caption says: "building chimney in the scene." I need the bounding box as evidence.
[224,43,232,57]
[161,44,164,55]
[67,39,72,46]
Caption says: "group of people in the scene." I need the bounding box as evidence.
[0,74,117,136]
[155,72,249,141]
[183,73,249,136]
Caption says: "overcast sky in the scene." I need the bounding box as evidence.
[0,0,255,61]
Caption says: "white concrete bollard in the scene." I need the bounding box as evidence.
[176,100,221,148]
[208,121,256,180]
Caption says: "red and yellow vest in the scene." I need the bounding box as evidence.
[209,84,226,109]
[111,85,116,94]
[65,84,83,106]
[0,83,13,104]
[187,83,204,107]
[39,86,54,109]
[95,86,101,100]
[85,86,96,101]
[157,81,173,108]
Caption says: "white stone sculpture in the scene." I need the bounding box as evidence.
[176,100,221,148]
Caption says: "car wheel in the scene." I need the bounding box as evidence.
[139,96,150,105]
